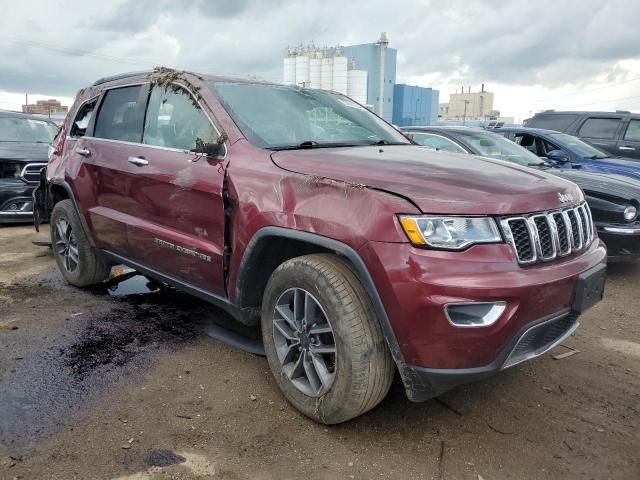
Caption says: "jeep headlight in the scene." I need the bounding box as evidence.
[399,216,502,249]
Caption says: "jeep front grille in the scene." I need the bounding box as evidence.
[20,163,47,184]
[500,203,594,265]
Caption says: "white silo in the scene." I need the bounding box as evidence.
[347,69,368,104]
[283,47,296,85]
[320,48,333,90]
[295,46,310,87]
[309,54,321,89]
[332,48,348,95]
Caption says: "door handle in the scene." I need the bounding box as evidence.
[127,156,149,166]
[619,146,636,151]
[75,147,91,157]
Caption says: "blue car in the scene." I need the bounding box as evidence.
[494,127,640,181]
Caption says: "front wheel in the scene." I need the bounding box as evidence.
[50,200,110,287]
[261,254,394,424]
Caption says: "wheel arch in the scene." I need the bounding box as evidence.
[48,181,96,247]
[234,227,407,369]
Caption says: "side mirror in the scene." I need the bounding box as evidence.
[191,134,227,158]
[546,149,569,163]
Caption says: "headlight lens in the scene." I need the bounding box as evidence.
[399,216,502,249]
[624,205,637,222]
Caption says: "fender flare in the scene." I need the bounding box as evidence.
[236,226,409,371]
[50,180,96,247]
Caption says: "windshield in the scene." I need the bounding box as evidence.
[549,133,610,158]
[455,130,546,166]
[0,116,58,143]
[210,82,410,149]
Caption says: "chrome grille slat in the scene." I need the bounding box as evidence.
[501,203,593,265]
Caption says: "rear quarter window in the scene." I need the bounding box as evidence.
[525,113,579,132]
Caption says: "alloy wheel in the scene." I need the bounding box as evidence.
[272,288,337,397]
[54,218,79,273]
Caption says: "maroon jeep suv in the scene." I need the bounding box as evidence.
[34,68,607,424]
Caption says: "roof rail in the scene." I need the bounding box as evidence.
[615,110,630,113]
[92,70,152,86]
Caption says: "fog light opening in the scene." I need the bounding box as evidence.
[445,302,507,328]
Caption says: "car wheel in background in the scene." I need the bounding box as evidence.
[50,199,110,287]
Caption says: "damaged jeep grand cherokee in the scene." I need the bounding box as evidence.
[34,69,607,424]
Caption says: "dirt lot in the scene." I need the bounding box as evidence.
[0,225,638,480]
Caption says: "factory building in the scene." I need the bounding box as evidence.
[439,85,498,122]
[392,85,439,127]
[341,33,396,122]
[283,33,396,122]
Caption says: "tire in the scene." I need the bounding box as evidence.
[50,199,110,287]
[261,253,394,424]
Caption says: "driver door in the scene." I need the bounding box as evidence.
[118,84,228,295]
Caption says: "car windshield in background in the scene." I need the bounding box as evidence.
[549,133,610,159]
[210,82,410,150]
[0,117,58,143]
[457,130,545,166]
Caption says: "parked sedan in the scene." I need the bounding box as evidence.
[403,126,640,259]
[493,127,640,181]
[0,110,58,223]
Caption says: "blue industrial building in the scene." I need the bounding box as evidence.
[341,34,397,123]
[392,84,440,127]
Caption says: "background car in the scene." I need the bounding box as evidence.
[403,126,640,259]
[524,110,640,161]
[0,110,58,223]
[492,126,640,181]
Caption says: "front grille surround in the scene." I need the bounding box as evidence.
[500,202,594,265]
[20,163,47,184]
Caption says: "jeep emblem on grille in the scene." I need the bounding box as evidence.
[558,192,574,204]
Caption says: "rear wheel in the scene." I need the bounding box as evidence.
[261,254,394,424]
[51,200,110,287]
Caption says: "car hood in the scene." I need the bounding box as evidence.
[551,168,640,202]
[271,145,583,215]
[0,142,49,163]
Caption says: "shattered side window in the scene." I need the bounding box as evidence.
[71,98,97,138]
[143,85,217,151]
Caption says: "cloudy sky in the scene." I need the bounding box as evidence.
[1,0,639,122]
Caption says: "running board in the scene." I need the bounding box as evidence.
[203,322,265,356]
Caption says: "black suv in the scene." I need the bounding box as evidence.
[524,111,640,161]
[0,110,58,223]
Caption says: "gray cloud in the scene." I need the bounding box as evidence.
[1,0,639,101]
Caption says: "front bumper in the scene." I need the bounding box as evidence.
[359,239,607,400]
[598,226,640,259]
[0,180,36,223]
[403,309,580,401]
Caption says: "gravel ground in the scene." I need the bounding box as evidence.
[0,225,638,480]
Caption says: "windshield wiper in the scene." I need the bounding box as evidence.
[272,141,367,151]
[584,155,609,159]
[368,140,408,146]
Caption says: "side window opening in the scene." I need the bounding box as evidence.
[143,85,218,151]
[94,85,145,143]
[578,118,621,139]
[624,119,640,141]
[70,98,97,138]
[514,134,538,155]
